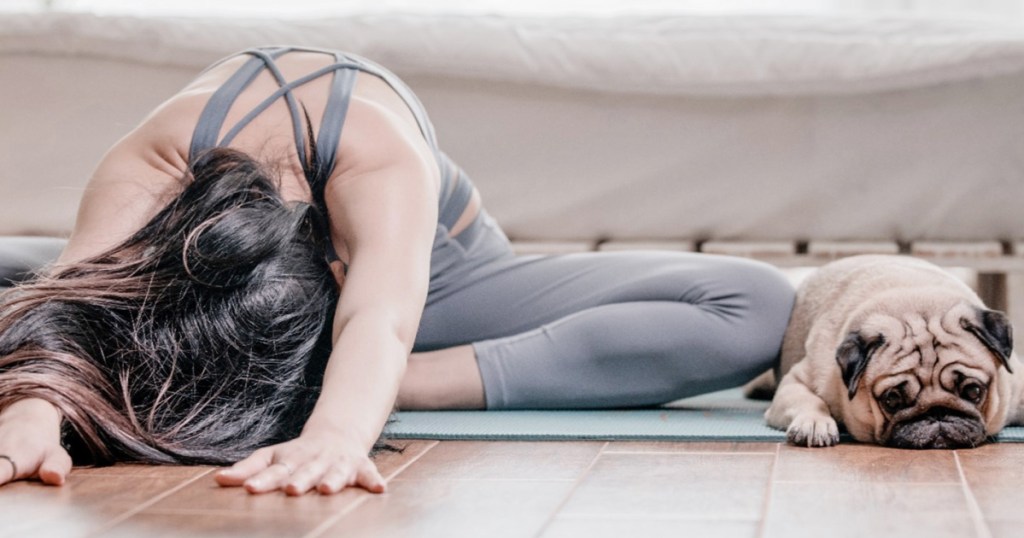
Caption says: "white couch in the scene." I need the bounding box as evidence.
[2,12,1023,327]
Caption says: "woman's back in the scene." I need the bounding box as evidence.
[61,48,451,265]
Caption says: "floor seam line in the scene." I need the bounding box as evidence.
[754,442,781,538]
[84,468,215,537]
[302,439,441,538]
[384,440,441,481]
[531,440,608,538]
[954,451,993,538]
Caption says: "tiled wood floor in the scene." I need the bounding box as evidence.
[2,439,1022,537]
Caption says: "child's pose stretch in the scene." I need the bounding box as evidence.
[0,47,794,495]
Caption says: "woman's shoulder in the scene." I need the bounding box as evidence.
[119,93,204,177]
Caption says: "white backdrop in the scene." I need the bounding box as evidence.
[3,0,1024,22]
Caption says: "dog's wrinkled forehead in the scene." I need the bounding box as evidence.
[860,302,1000,373]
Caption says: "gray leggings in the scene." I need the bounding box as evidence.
[415,211,796,409]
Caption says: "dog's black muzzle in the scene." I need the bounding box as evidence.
[886,407,987,449]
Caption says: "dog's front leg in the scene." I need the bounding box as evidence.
[765,361,840,447]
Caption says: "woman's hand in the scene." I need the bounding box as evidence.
[0,398,71,487]
[214,430,386,496]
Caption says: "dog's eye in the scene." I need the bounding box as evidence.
[959,382,986,404]
[879,387,906,413]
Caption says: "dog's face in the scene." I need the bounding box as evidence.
[836,298,1014,449]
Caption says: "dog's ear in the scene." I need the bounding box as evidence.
[961,307,1014,373]
[836,332,886,400]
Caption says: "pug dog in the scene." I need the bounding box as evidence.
[751,254,1024,448]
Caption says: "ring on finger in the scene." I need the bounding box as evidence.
[273,461,294,475]
[0,455,17,479]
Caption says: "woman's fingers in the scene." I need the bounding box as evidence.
[216,440,386,495]
[316,466,349,495]
[0,447,69,487]
[214,447,274,486]
[353,462,387,494]
[37,447,72,486]
[315,460,385,495]
[243,461,296,494]
[283,458,331,497]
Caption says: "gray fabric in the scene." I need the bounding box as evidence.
[315,52,357,170]
[0,222,796,412]
[188,46,472,233]
[188,49,286,163]
[217,49,313,171]
[0,236,66,286]
[414,212,796,410]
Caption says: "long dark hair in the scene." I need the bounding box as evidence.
[0,148,338,465]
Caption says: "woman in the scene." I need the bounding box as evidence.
[0,47,794,495]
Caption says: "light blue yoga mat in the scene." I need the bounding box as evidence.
[389,388,1024,442]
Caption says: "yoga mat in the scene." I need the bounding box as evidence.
[389,388,1024,443]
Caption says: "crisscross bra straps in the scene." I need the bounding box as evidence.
[188,46,471,231]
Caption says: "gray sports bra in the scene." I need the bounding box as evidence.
[188,46,474,252]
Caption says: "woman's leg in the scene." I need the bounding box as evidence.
[399,345,483,409]
[408,249,795,410]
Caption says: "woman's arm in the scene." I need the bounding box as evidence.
[215,95,440,495]
[59,123,188,264]
[0,113,187,488]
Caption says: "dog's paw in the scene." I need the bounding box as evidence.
[786,414,840,447]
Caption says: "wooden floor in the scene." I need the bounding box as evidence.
[2,439,1023,537]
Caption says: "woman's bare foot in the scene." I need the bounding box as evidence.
[397,345,486,410]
